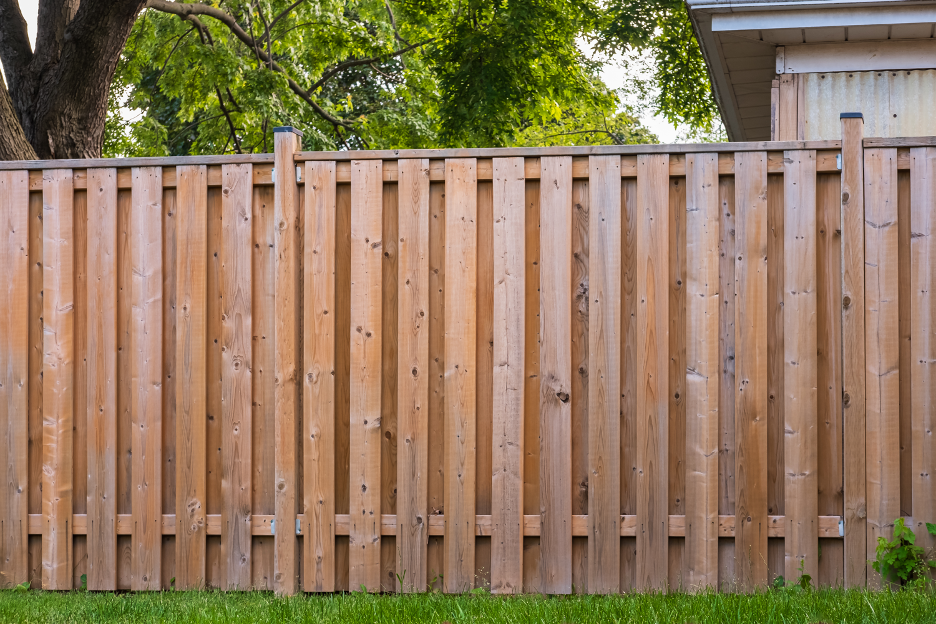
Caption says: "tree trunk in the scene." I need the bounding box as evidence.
[0,0,147,161]
[0,74,36,160]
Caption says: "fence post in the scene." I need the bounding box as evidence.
[840,112,866,588]
[273,126,302,595]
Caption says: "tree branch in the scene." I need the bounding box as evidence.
[215,85,242,153]
[267,0,304,38]
[539,128,623,145]
[0,0,33,88]
[308,38,428,92]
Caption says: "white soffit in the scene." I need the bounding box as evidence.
[780,39,936,72]
[712,5,936,31]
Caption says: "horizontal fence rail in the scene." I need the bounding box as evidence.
[0,128,930,593]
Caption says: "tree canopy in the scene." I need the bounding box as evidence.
[0,0,719,160]
[105,0,717,155]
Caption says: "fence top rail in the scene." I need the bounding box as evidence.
[864,136,936,147]
[0,152,272,171]
[294,140,842,161]
[0,139,854,171]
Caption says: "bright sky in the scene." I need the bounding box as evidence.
[14,0,684,143]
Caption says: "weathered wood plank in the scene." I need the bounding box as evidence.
[538,156,573,595]
[396,159,430,593]
[783,151,819,582]
[380,181,399,593]
[42,169,75,590]
[475,177,494,590]
[443,158,478,593]
[864,148,901,589]
[490,157,525,594]
[349,159,383,592]
[734,152,769,591]
[174,166,208,589]
[273,129,301,595]
[910,148,936,557]
[522,178,541,593]
[636,154,669,591]
[130,167,163,590]
[766,171,784,586]
[570,178,589,594]
[621,176,638,592]
[841,116,867,588]
[685,154,720,590]
[587,155,621,593]
[304,161,337,592]
[220,164,252,589]
[0,170,29,588]
[426,180,445,591]
[85,169,118,591]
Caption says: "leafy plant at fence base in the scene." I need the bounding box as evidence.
[872,517,936,589]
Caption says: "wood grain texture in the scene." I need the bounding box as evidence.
[334,182,352,591]
[443,158,477,593]
[587,155,621,593]
[777,75,798,142]
[0,170,29,588]
[273,131,300,595]
[522,179,541,593]
[570,179,589,594]
[864,148,900,589]
[396,160,430,592]
[668,176,687,590]
[899,170,912,521]
[304,161,337,592]
[349,159,383,592]
[767,172,784,532]
[491,158,525,594]
[380,181,399,593]
[636,154,669,591]
[816,172,844,586]
[621,177,638,592]
[426,180,445,591]
[841,117,867,588]
[911,148,936,555]
[718,176,736,528]
[174,166,208,589]
[475,177,494,591]
[205,187,223,589]
[684,154,719,591]
[734,152,769,591]
[130,167,163,590]
[538,157,573,595]
[783,151,819,583]
[221,164,252,589]
[42,170,75,590]
[85,169,118,590]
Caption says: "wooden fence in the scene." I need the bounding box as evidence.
[0,122,932,594]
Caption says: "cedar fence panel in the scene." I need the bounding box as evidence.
[0,130,929,593]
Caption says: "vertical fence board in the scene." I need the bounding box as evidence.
[349,159,383,591]
[570,178,589,594]
[841,117,867,588]
[864,148,900,589]
[783,151,819,582]
[42,169,75,590]
[426,180,445,591]
[522,177,541,593]
[86,169,118,591]
[220,164,252,589]
[734,152,769,591]
[273,130,300,595]
[334,181,352,592]
[396,160,430,593]
[174,166,208,589]
[636,155,669,591]
[621,176,638,592]
[475,177,494,590]
[0,170,29,588]
[73,185,88,591]
[444,158,477,593]
[899,169,912,522]
[767,171,784,586]
[817,172,844,587]
[587,155,621,593]
[685,154,719,590]
[911,148,936,553]
[161,185,176,592]
[668,176,687,589]
[130,167,162,590]
[717,176,736,591]
[538,157,573,595]
[304,161,337,592]
[380,181,399,593]
[491,157,525,594]
[205,186,223,588]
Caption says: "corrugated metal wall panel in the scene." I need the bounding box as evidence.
[803,70,936,140]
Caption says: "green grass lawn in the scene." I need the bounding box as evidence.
[0,589,934,623]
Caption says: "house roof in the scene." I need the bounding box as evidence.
[686,0,936,140]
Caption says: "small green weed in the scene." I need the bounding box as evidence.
[872,517,936,589]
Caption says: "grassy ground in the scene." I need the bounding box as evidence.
[0,589,934,623]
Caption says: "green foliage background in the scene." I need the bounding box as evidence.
[105,0,719,156]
